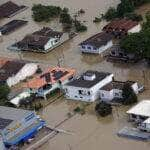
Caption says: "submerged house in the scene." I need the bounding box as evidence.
[103,19,141,38]
[64,70,114,102]
[25,67,76,99]
[79,32,113,54]
[99,81,139,102]
[0,1,28,18]
[15,27,69,53]
[0,106,45,146]
[0,58,38,87]
[127,100,150,132]
[0,20,28,35]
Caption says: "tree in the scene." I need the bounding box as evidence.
[74,20,87,32]
[124,13,143,21]
[60,12,73,24]
[122,83,138,105]
[32,4,62,22]
[117,0,134,17]
[95,102,112,117]
[0,84,10,105]
[102,0,148,21]
[103,7,117,21]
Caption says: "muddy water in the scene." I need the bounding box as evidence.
[0,0,150,150]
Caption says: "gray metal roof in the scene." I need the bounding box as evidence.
[0,106,33,122]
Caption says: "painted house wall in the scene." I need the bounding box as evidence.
[59,33,69,44]
[100,89,123,101]
[44,38,59,50]
[44,33,69,51]
[80,40,113,54]
[128,24,141,34]
[64,74,114,102]
[7,63,38,87]
[100,82,139,101]
[34,77,74,99]
[1,112,37,142]
[131,82,139,94]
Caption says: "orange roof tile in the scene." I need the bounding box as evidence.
[25,67,76,89]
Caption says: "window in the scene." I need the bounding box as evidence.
[82,45,85,49]
[131,114,136,118]
[87,46,91,50]
[93,47,97,51]
[114,93,120,97]
[101,93,105,97]
[88,91,91,95]
[25,113,35,122]
[65,88,68,93]
[55,39,58,43]
[79,90,83,95]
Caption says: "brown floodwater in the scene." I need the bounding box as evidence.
[0,0,150,150]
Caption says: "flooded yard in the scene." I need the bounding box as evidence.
[0,0,150,150]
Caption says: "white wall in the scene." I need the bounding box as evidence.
[80,40,113,54]
[44,38,59,50]
[98,41,113,54]
[131,82,139,94]
[7,63,38,87]
[64,74,114,102]
[128,24,141,34]
[100,89,123,102]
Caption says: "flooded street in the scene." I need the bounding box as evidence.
[0,0,150,150]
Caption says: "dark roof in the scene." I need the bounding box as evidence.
[79,32,113,48]
[33,27,63,38]
[103,19,139,32]
[0,1,27,18]
[0,60,26,81]
[18,35,50,47]
[100,81,135,91]
[0,20,28,35]
[66,70,112,88]
[17,27,63,51]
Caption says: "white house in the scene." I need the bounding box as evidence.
[10,91,31,107]
[17,27,70,53]
[64,70,114,102]
[127,100,150,132]
[103,19,141,35]
[79,32,113,54]
[0,58,38,87]
[99,81,139,102]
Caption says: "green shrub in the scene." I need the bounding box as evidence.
[95,102,112,117]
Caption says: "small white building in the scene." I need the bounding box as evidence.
[64,70,114,102]
[103,19,141,37]
[99,81,139,102]
[0,58,38,87]
[79,32,113,54]
[127,100,150,132]
[10,91,31,107]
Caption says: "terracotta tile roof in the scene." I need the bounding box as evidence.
[25,67,76,89]
[103,19,139,32]
[100,81,136,91]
